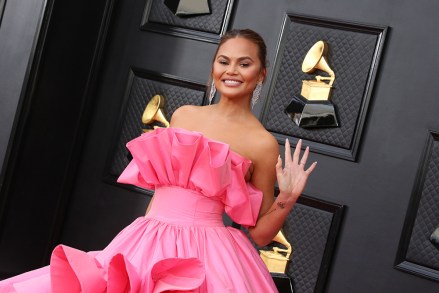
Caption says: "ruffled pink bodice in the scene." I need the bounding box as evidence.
[117,127,263,227]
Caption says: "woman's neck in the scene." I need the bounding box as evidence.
[214,95,252,118]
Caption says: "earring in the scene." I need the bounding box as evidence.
[251,82,262,108]
[208,80,216,105]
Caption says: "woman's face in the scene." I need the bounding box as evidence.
[212,37,266,101]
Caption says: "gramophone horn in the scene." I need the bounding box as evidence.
[272,230,292,258]
[142,94,170,127]
[302,41,335,85]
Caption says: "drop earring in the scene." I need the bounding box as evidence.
[251,81,262,108]
[208,80,216,105]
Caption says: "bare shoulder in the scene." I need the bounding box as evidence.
[170,104,205,127]
[253,128,279,157]
[248,120,278,151]
[243,122,279,163]
[171,104,201,119]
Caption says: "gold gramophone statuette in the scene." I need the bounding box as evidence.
[301,40,335,101]
[284,40,339,128]
[142,94,170,132]
[259,230,292,274]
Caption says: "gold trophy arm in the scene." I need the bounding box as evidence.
[142,94,170,132]
[316,74,335,86]
[273,230,291,249]
[301,40,336,89]
[272,230,292,259]
[259,230,293,273]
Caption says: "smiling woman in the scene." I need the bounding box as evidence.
[0,29,316,293]
[212,38,265,103]
[211,29,267,105]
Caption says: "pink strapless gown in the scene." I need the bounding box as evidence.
[0,127,277,292]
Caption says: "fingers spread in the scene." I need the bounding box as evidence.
[276,155,283,175]
[285,138,292,164]
[305,161,318,174]
[293,139,302,163]
[300,146,310,167]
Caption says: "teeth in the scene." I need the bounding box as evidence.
[224,80,241,85]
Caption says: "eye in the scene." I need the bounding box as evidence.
[240,63,250,67]
[217,59,228,65]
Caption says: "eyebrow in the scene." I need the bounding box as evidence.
[217,55,254,62]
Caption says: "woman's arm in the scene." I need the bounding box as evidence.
[248,138,316,247]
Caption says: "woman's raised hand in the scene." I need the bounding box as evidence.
[276,139,317,201]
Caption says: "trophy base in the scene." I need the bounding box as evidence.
[271,273,294,293]
[301,80,332,101]
[164,0,211,17]
[431,227,439,250]
[284,95,339,128]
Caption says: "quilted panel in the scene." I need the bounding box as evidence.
[147,0,230,34]
[285,204,333,293]
[406,138,439,269]
[109,74,206,177]
[264,18,378,149]
[245,202,335,293]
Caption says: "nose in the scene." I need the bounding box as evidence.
[226,64,238,75]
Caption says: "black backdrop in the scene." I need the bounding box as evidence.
[1,0,439,292]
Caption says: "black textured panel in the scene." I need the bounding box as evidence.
[396,131,439,282]
[285,204,333,293]
[262,14,387,160]
[142,0,234,42]
[406,134,439,269]
[107,70,206,179]
[148,0,227,34]
[243,195,344,293]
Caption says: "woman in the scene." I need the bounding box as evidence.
[0,29,316,292]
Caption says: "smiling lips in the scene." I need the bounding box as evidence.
[223,79,242,86]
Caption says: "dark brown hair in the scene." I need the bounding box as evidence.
[213,29,267,69]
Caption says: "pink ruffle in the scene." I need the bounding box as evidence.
[117,127,262,227]
[50,245,106,293]
[47,245,204,293]
[151,258,205,293]
[107,254,140,293]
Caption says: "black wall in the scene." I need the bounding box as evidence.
[1,0,439,292]
[0,0,110,275]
